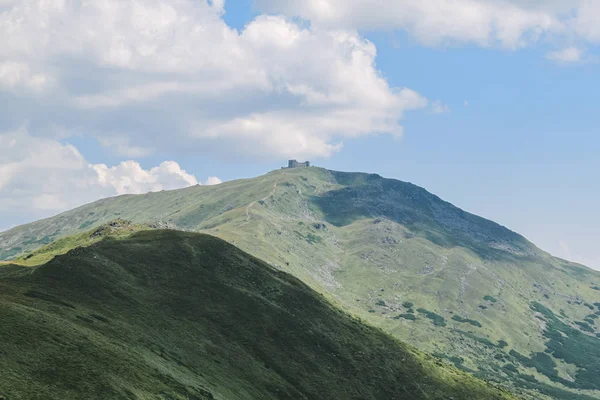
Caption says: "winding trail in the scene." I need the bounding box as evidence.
[245,179,279,222]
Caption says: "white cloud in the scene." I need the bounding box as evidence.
[93,161,198,195]
[0,0,429,159]
[0,61,53,93]
[0,128,216,219]
[257,0,559,48]
[205,176,223,185]
[257,0,600,53]
[546,46,584,63]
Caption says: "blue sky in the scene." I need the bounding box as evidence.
[0,0,598,268]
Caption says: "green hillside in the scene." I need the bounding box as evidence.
[0,230,517,400]
[2,167,599,399]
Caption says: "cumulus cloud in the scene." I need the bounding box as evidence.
[0,128,216,221]
[0,61,53,93]
[0,0,429,160]
[257,0,559,48]
[205,176,223,185]
[257,0,600,52]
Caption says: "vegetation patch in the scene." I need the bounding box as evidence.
[456,330,498,349]
[483,295,498,303]
[394,314,417,321]
[452,315,483,328]
[293,231,323,245]
[416,308,446,327]
[79,220,96,230]
[574,321,594,333]
[530,302,600,390]
[432,353,474,373]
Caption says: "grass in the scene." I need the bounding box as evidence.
[0,230,517,400]
[11,219,152,267]
[2,166,600,399]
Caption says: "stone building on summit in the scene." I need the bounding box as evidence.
[287,160,311,168]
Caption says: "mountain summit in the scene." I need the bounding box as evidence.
[1,167,599,399]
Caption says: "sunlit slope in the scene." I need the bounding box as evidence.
[0,230,517,400]
[2,167,599,399]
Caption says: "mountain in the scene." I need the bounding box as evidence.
[0,229,517,400]
[2,167,600,399]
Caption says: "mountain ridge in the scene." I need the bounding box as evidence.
[1,167,599,399]
[0,229,518,400]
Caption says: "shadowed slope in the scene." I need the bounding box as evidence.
[0,230,516,400]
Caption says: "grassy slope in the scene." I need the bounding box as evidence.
[0,230,517,400]
[2,167,599,399]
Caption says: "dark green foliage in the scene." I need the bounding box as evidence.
[0,231,516,400]
[591,286,600,291]
[584,303,594,310]
[452,315,483,327]
[416,308,446,327]
[305,233,322,244]
[479,305,488,310]
[503,364,518,373]
[560,309,567,317]
[79,221,95,230]
[402,301,414,309]
[294,230,322,245]
[530,352,559,378]
[517,374,537,383]
[394,314,417,321]
[498,340,508,348]
[509,350,534,368]
[575,321,594,333]
[530,302,600,390]
[484,295,498,303]
[0,247,22,260]
[457,330,498,348]
[375,300,386,307]
[432,353,474,373]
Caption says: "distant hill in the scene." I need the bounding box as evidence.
[2,167,599,399]
[0,230,517,400]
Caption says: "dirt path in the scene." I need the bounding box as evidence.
[245,179,279,222]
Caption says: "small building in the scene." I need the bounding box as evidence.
[287,160,310,168]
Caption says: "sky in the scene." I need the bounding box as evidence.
[0,0,598,269]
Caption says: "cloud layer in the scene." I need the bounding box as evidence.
[0,0,430,160]
[257,0,600,52]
